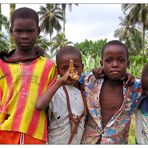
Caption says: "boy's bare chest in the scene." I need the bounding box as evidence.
[100,84,124,128]
[100,88,123,111]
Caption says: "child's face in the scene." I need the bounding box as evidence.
[101,45,129,80]
[11,18,39,51]
[142,65,148,95]
[57,54,84,84]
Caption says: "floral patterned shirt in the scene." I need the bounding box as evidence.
[81,75,142,144]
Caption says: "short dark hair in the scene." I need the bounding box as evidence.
[101,40,128,59]
[11,7,39,27]
[56,46,82,65]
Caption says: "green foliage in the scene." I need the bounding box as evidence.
[0,32,9,52]
[75,39,147,78]
[75,39,107,72]
[82,54,101,72]
[49,33,73,58]
[35,35,51,51]
[128,54,148,77]
[38,4,64,39]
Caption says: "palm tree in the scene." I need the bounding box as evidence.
[0,4,1,31]
[122,4,148,51]
[0,4,9,52]
[114,17,143,55]
[38,4,64,40]
[35,35,51,51]
[9,4,16,50]
[0,32,9,52]
[0,4,9,31]
[49,33,73,58]
[56,4,78,34]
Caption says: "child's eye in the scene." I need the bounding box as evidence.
[105,58,112,63]
[26,29,35,33]
[15,29,22,33]
[118,58,125,63]
[61,66,69,71]
[74,64,80,69]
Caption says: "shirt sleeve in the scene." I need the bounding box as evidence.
[47,63,58,88]
[129,79,142,113]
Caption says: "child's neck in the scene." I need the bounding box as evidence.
[105,77,123,87]
[71,81,81,90]
[10,48,36,59]
[8,48,37,63]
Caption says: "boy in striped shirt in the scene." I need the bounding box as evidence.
[0,7,57,144]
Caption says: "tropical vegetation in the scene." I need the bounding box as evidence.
[0,4,147,144]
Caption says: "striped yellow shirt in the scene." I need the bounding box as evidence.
[0,56,57,141]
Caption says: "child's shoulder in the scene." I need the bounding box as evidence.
[79,73,104,90]
[39,56,56,66]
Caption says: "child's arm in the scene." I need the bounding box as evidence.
[36,70,70,110]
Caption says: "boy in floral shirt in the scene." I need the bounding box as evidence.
[81,40,142,144]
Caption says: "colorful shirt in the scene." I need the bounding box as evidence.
[135,94,148,144]
[48,85,86,144]
[0,56,57,141]
[81,75,142,144]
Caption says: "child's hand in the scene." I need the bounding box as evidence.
[60,70,71,83]
[60,69,77,85]
[120,72,135,86]
[92,67,104,79]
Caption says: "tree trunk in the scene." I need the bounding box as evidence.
[9,4,16,50]
[0,4,1,31]
[62,7,66,35]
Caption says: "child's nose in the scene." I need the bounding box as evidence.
[112,61,119,67]
[21,33,29,39]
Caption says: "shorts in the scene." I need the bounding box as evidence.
[0,130,46,144]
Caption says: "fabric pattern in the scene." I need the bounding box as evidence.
[0,57,57,141]
[81,75,142,144]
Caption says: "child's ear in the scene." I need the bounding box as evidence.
[37,27,40,35]
[100,60,103,66]
[10,27,12,34]
[56,65,60,73]
[127,61,130,68]
[82,63,84,71]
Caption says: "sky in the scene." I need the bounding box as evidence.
[2,3,124,43]
[65,4,123,43]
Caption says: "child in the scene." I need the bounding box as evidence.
[135,64,148,144]
[36,46,87,144]
[0,7,57,144]
[81,40,142,144]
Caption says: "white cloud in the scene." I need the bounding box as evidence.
[1,3,124,43]
[65,4,123,43]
